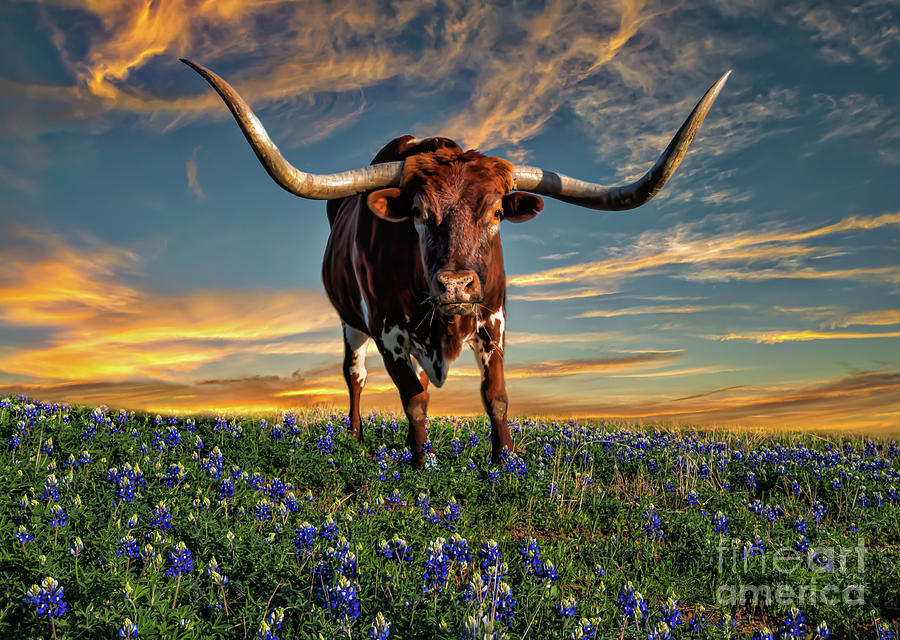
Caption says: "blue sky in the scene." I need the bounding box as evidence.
[1,0,898,433]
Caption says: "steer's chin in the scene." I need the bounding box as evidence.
[438,302,476,317]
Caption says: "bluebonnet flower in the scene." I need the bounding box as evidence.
[330,575,361,625]
[26,577,67,619]
[119,618,139,639]
[444,534,470,565]
[369,612,390,640]
[69,537,83,559]
[557,595,577,618]
[812,501,826,523]
[661,596,682,627]
[493,582,516,625]
[461,609,503,640]
[479,539,501,570]
[686,491,699,508]
[596,564,606,577]
[548,482,559,498]
[467,432,478,448]
[387,489,402,505]
[166,541,194,576]
[126,513,138,529]
[487,467,501,483]
[254,497,273,522]
[570,617,601,640]
[647,622,672,640]
[752,626,775,640]
[616,581,648,622]
[118,535,141,558]
[520,536,542,574]
[875,620,895,640]
[154,502,172,530]
[295,522,317,554]
[321,516,338,540]
[416,492,429,512]
[712,511,728,535]
[795,535,810,553]
[450,439,463,457]
[218,479,235,502]
[207,557,229,585]
[164,463,186,488]
[642,503,665,539]
[41,474,60,501]
[379,535,413,563]
[794,517,808,533]
[15,525,33,547]
[256,607,285,640]
[49,504,68,528]
[424,452,440,472]
[422,538,450,594]
[816,621,829,639]
[443,496,460,529]
[781,606,807,639]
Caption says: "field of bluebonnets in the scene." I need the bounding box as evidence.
[1,396,899,640]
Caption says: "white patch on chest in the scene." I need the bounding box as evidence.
[381,325,410,362]
[410,336,449,388]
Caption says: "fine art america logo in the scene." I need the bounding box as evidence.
[716,537,867,606]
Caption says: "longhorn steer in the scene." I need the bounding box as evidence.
[182,59,729,467]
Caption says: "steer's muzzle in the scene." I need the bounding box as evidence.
[434,269,482,316]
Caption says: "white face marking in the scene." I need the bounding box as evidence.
[344,325,369,386]
[381,325,409,362]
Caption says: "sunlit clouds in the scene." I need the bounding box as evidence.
[0,224,338,381]
[508,212,900,288]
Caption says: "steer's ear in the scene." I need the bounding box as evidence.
[502,192,543,223]
[367,188,411,222]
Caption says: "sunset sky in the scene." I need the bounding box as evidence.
[1,0,898,434]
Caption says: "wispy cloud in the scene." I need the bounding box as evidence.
[507,287,617,301]
[834,310,900,328]
[186,145,204,200]
[570,304,748,319]
[713,330,900,344]
[509,212,900,287]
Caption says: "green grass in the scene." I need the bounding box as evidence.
[1,397,898,639]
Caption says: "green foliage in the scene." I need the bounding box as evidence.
[1,397,898,639]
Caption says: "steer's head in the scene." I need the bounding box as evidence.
[366,148,543,317]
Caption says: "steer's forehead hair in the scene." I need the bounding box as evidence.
[401,149,514,214]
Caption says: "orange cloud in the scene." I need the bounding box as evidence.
[0,223,337,381]
[834,309,900,328]
[714,329,900,344]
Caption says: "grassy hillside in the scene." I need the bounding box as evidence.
[1,396,898,639]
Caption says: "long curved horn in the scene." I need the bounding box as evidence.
[181,59,403,200]
[511,71,730,211]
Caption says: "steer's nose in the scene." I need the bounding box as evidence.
[434,269,482,313]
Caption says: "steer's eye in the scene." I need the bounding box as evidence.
[493,208,502,219]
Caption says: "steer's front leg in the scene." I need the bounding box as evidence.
[377,327,429,469]
[473,320,514,462]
